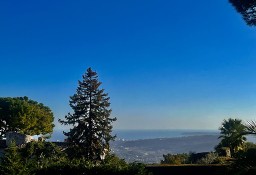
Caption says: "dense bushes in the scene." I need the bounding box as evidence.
[186,143,256,174]
[34,160,147,175]
[161,152,230,165]
[0,141,29,175]
[0,141,149,175]
[33,154,148,175]
[161,153,190,164]
[229,147,256,175]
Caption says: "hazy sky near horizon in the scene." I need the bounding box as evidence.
[1,0,256,130]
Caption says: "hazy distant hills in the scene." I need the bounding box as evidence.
[111,135,220,163]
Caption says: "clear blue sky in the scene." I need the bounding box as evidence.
[0,0,256,130]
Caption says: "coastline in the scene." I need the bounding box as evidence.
[49,129,219,142]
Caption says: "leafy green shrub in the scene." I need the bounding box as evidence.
[0,141,30,175]
[33,154,149,175]
[161,152,229,165]
[244,142,256,150]
[212,156,232,165]
[230,148,256,175]
[161,153,190,165]
[19,141,67,171]
[196,152,219,164]
[33,161,149,175]
[1,141,148,175]
[21,141,64,159]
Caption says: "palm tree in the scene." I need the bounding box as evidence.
[217,118,247,157]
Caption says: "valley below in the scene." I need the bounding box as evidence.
[111,135,220,163]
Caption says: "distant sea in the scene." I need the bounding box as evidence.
[48,129,220,142]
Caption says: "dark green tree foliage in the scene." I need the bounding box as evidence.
[217,118,246,157]
[230,148,256,175]
[0,141,29,175]
[34,157,148,175]
[59,68,116,161]
[20,141,66,172]
[0,97,54,138]
[229,0,256,26]
[21,141,65,162]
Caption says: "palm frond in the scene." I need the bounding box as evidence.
[246,120,256,135]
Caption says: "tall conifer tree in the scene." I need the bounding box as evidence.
[59,68,116,161]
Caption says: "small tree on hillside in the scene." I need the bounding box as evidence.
[59,68,116,161]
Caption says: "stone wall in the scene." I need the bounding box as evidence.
[5,132,32,147]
